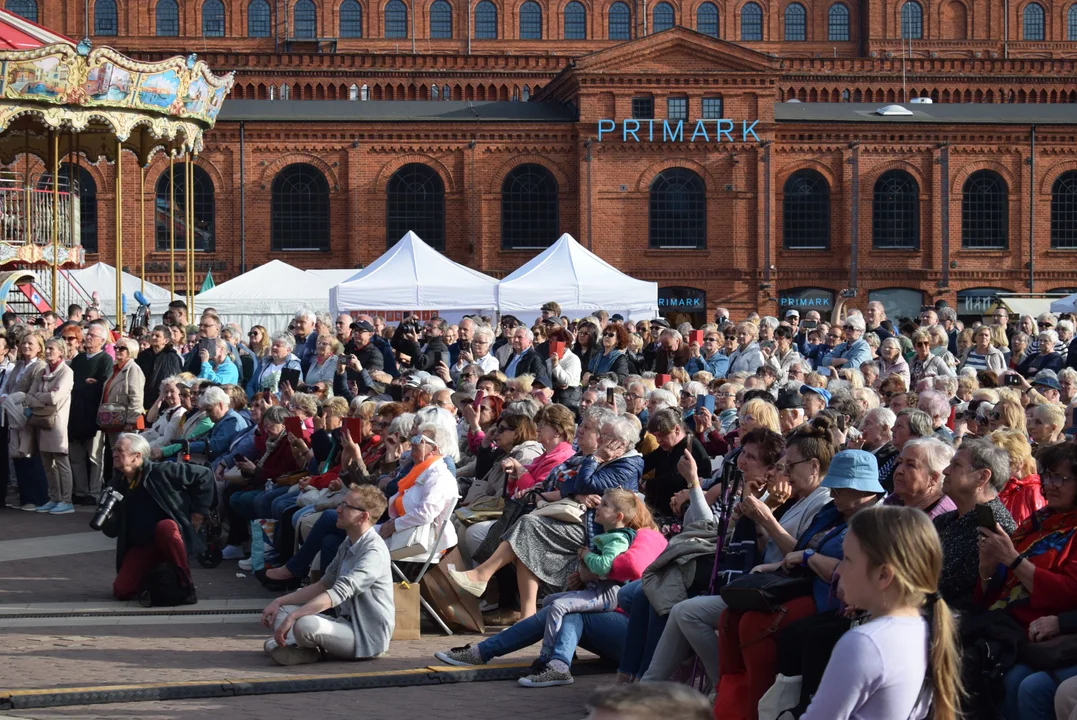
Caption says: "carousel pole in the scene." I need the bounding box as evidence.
[139,164,145,295]
[68,131,76,266]
[50,131,59,311]
[114,139,123,335]
[23,132,29,244]
[169,153,175,301]
[187,152,195,316]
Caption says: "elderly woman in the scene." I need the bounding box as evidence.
[1029,402,1066,447]
[909,329,954,386]
[247,331,304,398]
[155,385,246,465]
[1018,329,1064,377]
[1008,332,1030,371]
[935,439,1017,611]
[544,327,582,411]
[727,321,764,375]
[3,332,48,509]
[304,335,341,389]
[25,336,75,514]
[959,325,1007,375]
[588,323,631,383]
[450,415,644,619]
[854,406,898,468]
[100,337,146,439]
[143,376,186,448]
[885,436,957,519]
[461,412,543,507]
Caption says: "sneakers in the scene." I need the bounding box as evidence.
[447,566,488,598]
[434,644,486,667]
[19,503,37,512]
[34,502,57,513]
[238,557,253,571]
[222,545,245,560]
[49,503,75,515]
[269,644,322,666]
[518,665,574,688]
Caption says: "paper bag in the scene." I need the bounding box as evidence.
[420,564,485,634]
[392,581,422,641]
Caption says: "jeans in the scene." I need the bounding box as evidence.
[14,456,47,507]
[229,490,261,523]
[255,485,293,518]
[286,510,345,577]
[1003,662,1077,720]
[476,604,628,668]
[617,580,668,679]
[271,491,299,519]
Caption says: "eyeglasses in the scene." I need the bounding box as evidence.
[1041,471,1073,488]
[843,326,857,331]
[627,393,645,400]
[1039,323,1054,328]
[828,334,843,340]
[704,337,720,343]
[492,425,513,434]
[602,332,617,338]
[915,341,931,347]
[990,412,1004,421]
[715,392,732,398]
[337,500,368,513]
[775,458,813,474]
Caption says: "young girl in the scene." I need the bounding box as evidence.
[802,505,961,720]
[523,488,656,687]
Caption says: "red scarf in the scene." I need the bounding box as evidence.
[990,507,1077,610]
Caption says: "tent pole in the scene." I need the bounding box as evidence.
[115,138,123,335]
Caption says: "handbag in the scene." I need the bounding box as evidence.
[532,496,587,524]
[96,403,127,432]
[388,522,436,560]
[472,493,536,565]
[720,569,814,613]
[26,406,57,430]
[1020,634,1077,671]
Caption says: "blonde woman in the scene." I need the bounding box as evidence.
[5,332,47,509]
[989,428,1044,526]
[26,337,74,514]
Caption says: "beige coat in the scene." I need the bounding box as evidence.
[101,360,145,425]
[3,359,43,457]
[25,360,73,454]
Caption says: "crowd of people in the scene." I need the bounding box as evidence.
[9,295,1077,719]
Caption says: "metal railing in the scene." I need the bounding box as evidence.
[0,171,81,249]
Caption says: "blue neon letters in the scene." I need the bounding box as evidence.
[597,119,760,143]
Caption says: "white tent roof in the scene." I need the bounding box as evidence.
[66,263,174,315]
[1052,293,1077,314]
[307,269,360,287]
[195,260,336,332]
[330,232,498,316]
[496,234,658,321]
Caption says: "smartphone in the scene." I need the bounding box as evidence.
[343,417,362,442]
[606,388,615,404]
[284,416,303,437]
[280,368,301,389]
[689,330,704,346]
[975,503,998,531]
[801,319,818,329]
[459,340,471,354]
[818,367,832,377]
[1004,374,1023,386]
[472,389,485,410]
[433,351,449,367]
[696,394,715,414]
[234,453,246,463]
[656,373,672,387]
[199,337,219,356]
[549,340,566,361]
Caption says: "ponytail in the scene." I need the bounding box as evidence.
[925,592,962,720]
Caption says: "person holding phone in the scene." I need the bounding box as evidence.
[196,339,239,385]
[246,332,303,399]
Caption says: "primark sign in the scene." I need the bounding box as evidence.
[597,119,762,143]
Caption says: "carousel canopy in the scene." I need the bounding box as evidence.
[0,8,72,50]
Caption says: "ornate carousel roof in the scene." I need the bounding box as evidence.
[0,8,72,51]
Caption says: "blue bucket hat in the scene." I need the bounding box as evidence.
[821,450,885,493]
[800,384,832,406]
[1032,375,1061,392]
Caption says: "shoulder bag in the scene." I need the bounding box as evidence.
[532,496,587,525]
[719,568,814,613]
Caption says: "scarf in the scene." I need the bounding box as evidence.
[391,452,442,518]
[589,349,623,376]
[990,507,1077,610]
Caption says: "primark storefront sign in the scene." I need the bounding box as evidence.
[597,119,762,143]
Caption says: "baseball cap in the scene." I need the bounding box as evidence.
[800,384,832,405]
[350,320,374,333]
[784,309,800,319]
[776,390,803,410]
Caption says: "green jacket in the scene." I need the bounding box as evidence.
[582,527,636,578]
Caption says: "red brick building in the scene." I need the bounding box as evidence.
[8,0,1077,322]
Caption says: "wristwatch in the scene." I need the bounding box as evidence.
[802,549,816,566]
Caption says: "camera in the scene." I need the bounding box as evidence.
[400,319,422,337]
[90,489,124,531]
[839,288,858,299]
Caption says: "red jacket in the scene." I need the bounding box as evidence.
[999,474,1047,527]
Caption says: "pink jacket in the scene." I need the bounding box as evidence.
[512,441,577,494]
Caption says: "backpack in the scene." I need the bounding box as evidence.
[139,563,195,607]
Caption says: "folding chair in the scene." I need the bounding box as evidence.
[392,518,453,636]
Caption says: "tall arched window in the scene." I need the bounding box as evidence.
[248,0,271,36]
[784,2,806,40]
[828,3,849,40]
[872,170,919,249]
[564,1,586,38]
[961,170,1008,249]
[154,165,216,252]
[94,0,117,35]
[652,1,674,31]
[271,164,330,251]
[1051,171,1077,249]
[430,0,452,37]
[696,2,718,37]
[475,0,498,37]
[741,2,762,40]
[156,0,179,35]
[294,0,317,36]
[385,0,407,37]
[37,164,98,253]
[1069,5,1077,40]
[520,1,542,38]
[341,0,363,36]
[202,0,225,36]
[608,1,631,39]
[6,0,37,21]
[501,164,559,249]
[1024,2,1045,40]
[900,1,922,38]
[386,164,446,249]
[649,168,705,249]
[782,170,830,249]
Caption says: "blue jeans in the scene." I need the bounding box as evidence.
[1004,663,1077,720]
[255,485,292,518]
[14,456,47,507]
[229,489,261,523]
[616,579,667,679]
[285,510,345,577]
[476,605,628,668]
[271,491,299,519]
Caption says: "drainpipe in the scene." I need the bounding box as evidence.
[1004,0,1009,59]
[762,142,771,285]
[584,139,593,250]
[467,0,471,54]
[849,141,860,290]
[940,144,949,289]
[239,122,246,273]
[1029,125,1036,292]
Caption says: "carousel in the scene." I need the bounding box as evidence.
[0,9,232,332]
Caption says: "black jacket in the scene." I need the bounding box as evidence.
[391,326,450,371]
[500,347,545,378]
[642,434,711,517]
[137,346,183,408]
[100,461,215,571]
[69,351,113,441]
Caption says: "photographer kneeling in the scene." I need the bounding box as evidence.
[96,433,214,603]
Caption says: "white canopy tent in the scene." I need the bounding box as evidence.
[1051,293,1077,315]
[330,232,499,324]
[496,233,658,321]
[194,260,338,332]
[66,263,175,318]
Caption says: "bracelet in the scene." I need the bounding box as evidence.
[1009,555,1025,571]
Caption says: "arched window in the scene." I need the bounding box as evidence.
[385,0,407,37]
[900,1,922,39]
[872,170,919,249]
[430,0,452,37]
[386,164,446,249]
[248,0,271,35]
[202,0,225,36]
[271,164,330,251]
[608,1,631,39]
[1069,4,1077,40]
[649,168,705,249]
[475,0,498,37]
[784,2,805,40]
[1051,171,1077,249]
[501,164,559,249]
[1024,2,1045,40]
[341,0,363,36]
[782,170,830,250]
[37,164,98,253]
[442,83,450,98]
[828,3,849,40]
[294,0,317,37]
[156,0,179,35]
[741,2,762,40]
[961,170,1008,249]
[564,1,586,38]
[696,2,718,37]
[652,1,674,31]
[154,164,216,252]
[520,1,542,38]
[6,0,36,22]
[94,0,117,35]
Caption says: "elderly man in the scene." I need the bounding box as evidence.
[197,340,240,385]
[777,390,805,435]
[69,323,114,505]
[99,433,214,603]
[917,389,954,443]
[451,325,499,381]
[292,309,319,372]
[864,301,893,342]
[501,326,544,379]
[341,320,384,395]
[654,329,690,375]
[919,307,939,329]
[260,484,394,666]
[886,436,956,519]
[349,313,398,377]
[334,314,354,346]
[794,309,821,353]
[181,315,232,375]
[824,314,873,370]
[136,324,182,409]
[449,316,477,367]
[938,306,959,354]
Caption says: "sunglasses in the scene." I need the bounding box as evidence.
[409,434,438,447]
[843,326,856,331]
[724,335,736,340]
[915,341,931,347]
[602,332,617,338]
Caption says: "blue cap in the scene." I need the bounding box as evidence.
[800,384,832,406]
[1033,375,1061,391]
[821,450,885,493]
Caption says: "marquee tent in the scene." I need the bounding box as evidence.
[194,260,337,332]
[67,263,174,318]
[496,233,658,321]
[330,232,499,323]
